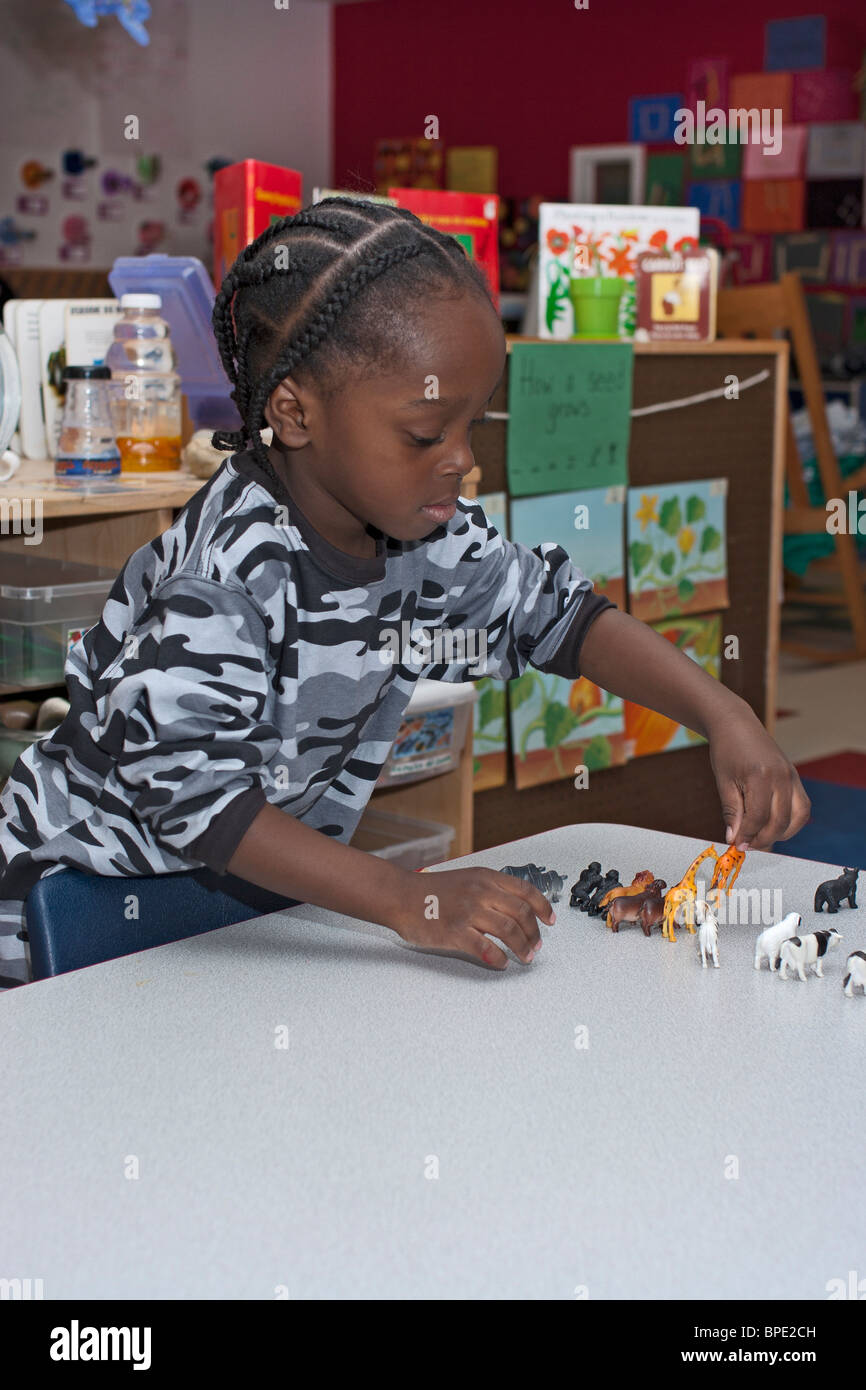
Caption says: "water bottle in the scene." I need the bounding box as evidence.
[55,366,120,479]
[106,293,181,471]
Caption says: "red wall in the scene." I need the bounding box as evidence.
[333,0,865,200]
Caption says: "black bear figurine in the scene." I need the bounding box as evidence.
[814,866,859,914]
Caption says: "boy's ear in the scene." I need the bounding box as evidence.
[264,377,309,449]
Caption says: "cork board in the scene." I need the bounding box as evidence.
[473,345,784,852]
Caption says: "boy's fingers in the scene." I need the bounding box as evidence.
[485,900,542,961]
[718,778,746,845]
[748,787,790,850]
[731,773,773,849]
[467,926,509,969]
[491,869,555,925]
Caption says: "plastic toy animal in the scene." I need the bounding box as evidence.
[569,861,601,897]
[842,950,866,996]
[754,912,802,972]
[585,869,620,916]
[570,864,604,908]
[779,928,842,982]
[501,863,566,903]
[598,869,655,912]
[709,846,746,895]
[814,866,859,914]
[695,899,720,969]
[662,846,718,942]
[606,880,666,935]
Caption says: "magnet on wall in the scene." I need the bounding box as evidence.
[62,150,97,178]
[101,170,141,199]
[20,161,54,189]
[0,218,37,246]
[136,155,161,185]
[135,220,166,253]
[59,214,92,265]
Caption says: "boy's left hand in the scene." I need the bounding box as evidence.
[707,710,811,852]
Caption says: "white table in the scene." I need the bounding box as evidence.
[2,823,863,1300]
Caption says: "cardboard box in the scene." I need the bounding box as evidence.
[212,160,303,287]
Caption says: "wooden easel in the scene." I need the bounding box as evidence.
[717,270,866,662]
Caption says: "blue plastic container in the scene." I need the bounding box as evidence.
[108,255,241,432]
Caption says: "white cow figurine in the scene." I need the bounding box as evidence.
[779,928,842,982]
[842,950,866,997]
[695,899,719,969]
[754,912,802,972]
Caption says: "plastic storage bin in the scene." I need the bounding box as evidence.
[0,727,44,781]
[108,255,241,432]
[375,678,478,789]
[0,554,117,687]
[351,807,455,871]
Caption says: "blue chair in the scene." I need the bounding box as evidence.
[24,867,301,979]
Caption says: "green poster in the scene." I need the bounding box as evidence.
[506,342,633,496]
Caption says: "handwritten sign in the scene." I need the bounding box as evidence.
[506,343,633,497]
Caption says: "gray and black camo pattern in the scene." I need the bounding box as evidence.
[0,450,609,981]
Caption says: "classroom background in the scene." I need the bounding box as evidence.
[1,0,865,887]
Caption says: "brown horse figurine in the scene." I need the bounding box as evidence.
[598,869,655,912]
[606,880,667,935]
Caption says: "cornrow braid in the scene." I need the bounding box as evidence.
[210,196,494,492]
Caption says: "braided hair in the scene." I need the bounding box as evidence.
[211,196,495,491]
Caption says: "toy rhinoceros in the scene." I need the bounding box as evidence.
[500,863,566,903]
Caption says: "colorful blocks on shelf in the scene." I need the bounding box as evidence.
[741,125,806,180]
[741,179,805,232]
[687,179,741,228]
[629,95,685,144]
[686,58,729,113]
[806,123,866,180]
[729,231,774,284]
[729,72,793,123]
[772,232,831,282]
[765,16,826,72]
[829,231,866,286]
[805,180,864,231]
[792,70,858,122]
[644,152,686,206]
[689,140,741,180]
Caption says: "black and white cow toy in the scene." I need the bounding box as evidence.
[778,928,842,982]
[842,950,866,997]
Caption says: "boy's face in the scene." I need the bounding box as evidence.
[264,290,506,549]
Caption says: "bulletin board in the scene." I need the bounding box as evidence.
[470,338,788,852]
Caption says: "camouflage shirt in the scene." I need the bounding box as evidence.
[0,448,613,978]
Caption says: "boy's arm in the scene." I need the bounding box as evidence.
[226,803,412,929]
[575,608,810,851]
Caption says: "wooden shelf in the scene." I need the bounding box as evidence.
[0,460,202,519]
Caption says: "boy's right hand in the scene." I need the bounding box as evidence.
[392,867,553,969]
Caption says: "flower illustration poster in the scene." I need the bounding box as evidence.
[626,479,729,622]
[507,486,627,790]
[537,203,700,340]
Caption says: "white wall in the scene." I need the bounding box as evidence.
[0,0,332,267]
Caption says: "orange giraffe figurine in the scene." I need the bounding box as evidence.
[710,846,746,896]
[662,846,719,942]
